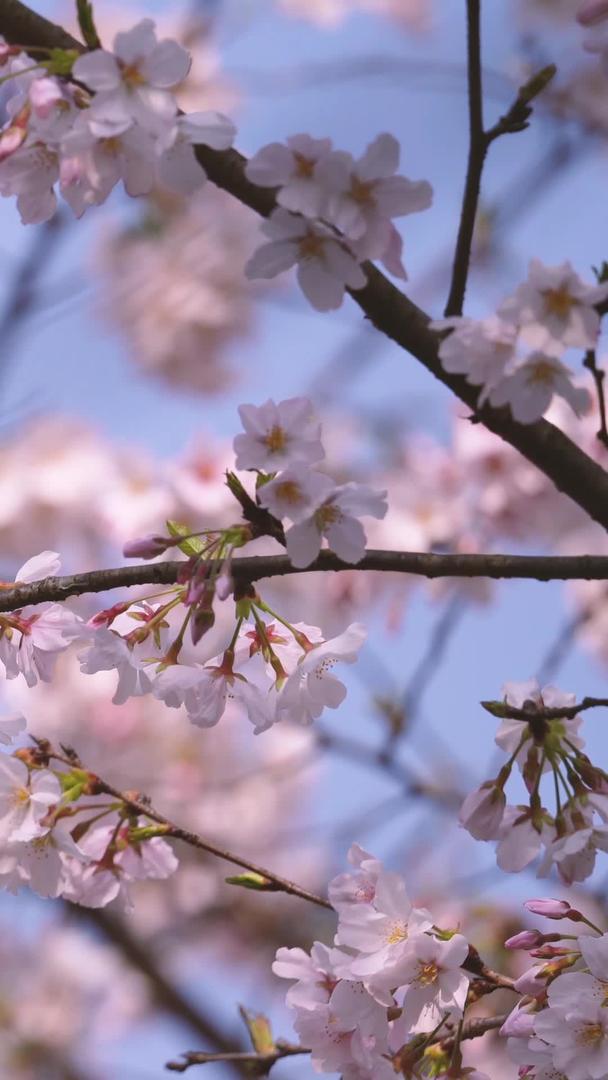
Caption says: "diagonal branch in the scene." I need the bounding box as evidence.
[2,2,608,531]
[4,549,608,612]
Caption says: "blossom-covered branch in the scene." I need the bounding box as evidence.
[6,548,608,613]
[3,4,608,536]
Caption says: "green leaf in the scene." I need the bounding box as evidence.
[166,520,205,557]
[44,49,80,76]
[480,699,510,718]
[239,1007,275,1054]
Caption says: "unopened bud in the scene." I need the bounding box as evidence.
[523,898,574,919]
[123,534,170,560]
[505,929,544,950]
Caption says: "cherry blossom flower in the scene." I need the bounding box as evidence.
[276,622,367,725]
[245,134,337,216]
[459,781,506,840]
[272,941,342,1007]
[59,118,156,215]
[319,132,433,274]
[0,757,60,843]
[78,628,154,705]
[244,209,367,311]
[258,464,333,524]
[16,818,85,899]
[386,932,470,1031]
[432,314,518,396]
[152,657,271,732]
[578,0,608,24]
[488,354,591,424]
[72,19,191,138]
[234,396,324,472]
[285,482,388,567]
[156,111,236,195]
[498,259,608,355]
[293,981,390,1074]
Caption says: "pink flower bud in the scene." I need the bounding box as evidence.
[88,601,131,628]
[499,1005,535,1038]
[505,929,544,950]
[577,0,608,25]
[523,898,572,919]
[123,534,170,560]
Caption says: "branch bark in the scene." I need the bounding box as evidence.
[2,1,608,532]
[4,549,608,612]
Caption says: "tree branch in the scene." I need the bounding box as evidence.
[481,695,608,722]
[51,751,333,911]
[5,549,608,612]
[2,4,608,531]
[444,0,486,317]
[166,1044,309,1074]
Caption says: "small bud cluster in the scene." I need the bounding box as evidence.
[501,899,608,1080]
[460,678,608,883]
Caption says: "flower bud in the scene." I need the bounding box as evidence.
[523,898,573,919]
[505,929,544,950]
[123,534,170,560]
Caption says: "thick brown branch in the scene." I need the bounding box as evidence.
[5,549,608,612]
[3,5,608,529]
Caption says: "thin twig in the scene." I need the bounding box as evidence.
[583,350,608,449]
[7,549,608,612]
[166,1044,309,1074]
[481,696,608,721]
[52,754,333,911]
[445,0,486,316]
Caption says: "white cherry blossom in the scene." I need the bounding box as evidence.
[245,134,337,216]
[0,757,60,843]
[245,209,367,311]
[258,464,333,524]
[276,622,366,725]
[488,353,591,424]
[285,482,387,567]
[498,259,608,355]
[234,396,324,472]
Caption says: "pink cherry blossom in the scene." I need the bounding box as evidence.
[234,396,324,472]
[285,482,387,567]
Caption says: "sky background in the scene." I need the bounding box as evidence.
[1,1,607,1077]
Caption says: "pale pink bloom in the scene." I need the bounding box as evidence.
[15,550,61,583]
[245,208,367,311]
[276,622,366,726]
[579,933,608,978]
[59,117,156,215]
[336,868,432,979]
[578,0,608,24]
[117,835,178,881]
[17,818,85,899]
[319,133,432,272]
[534,999,608,1079]
[513,962,551,997]
[329,843,384,912]
[156,111,236,195]
[459,781,506,840]
[245,134,337,217]
[387,933,470,1032]
[0,757,60,843]
[495,805,546,872]
[488,354,591,424]
[286,482,388,567]
[500,1001,538,1039]
[524,898,573,919]
[78,629,154,705]
[258,464,333,524]
[0,714,25,746]
[28,77,63,120]
[293,981,389,1074]
[0,143,58,223]
[499,259,608,355]
[432,314,517,394]
[538,814,608,884]
[273,941,342,1008]
[0,603,82,688]
[73,19,191,138]
[234,396,324,472]
[152,661,273,733]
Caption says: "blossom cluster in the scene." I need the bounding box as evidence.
[433,259,607,424]
[274,844,483,1079]
[502,898,608,1080]
[244,132,433,310]
[235,396,388,567]
[0,731,177,909]
[460,678,608,884]
[0,19,235,223]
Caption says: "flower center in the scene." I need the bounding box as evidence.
[263,425,287,454]
[315,503,341,529]
[298,234,324,259]
[121,62,146,87]
[416,960,439,986]
[293,152,315,178]
[542,286,577,319]
[350,176,375,205]
[577,1021,604,1047]
[274,481,304,505]
[526,360,556,387]
[386,921,408,944]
